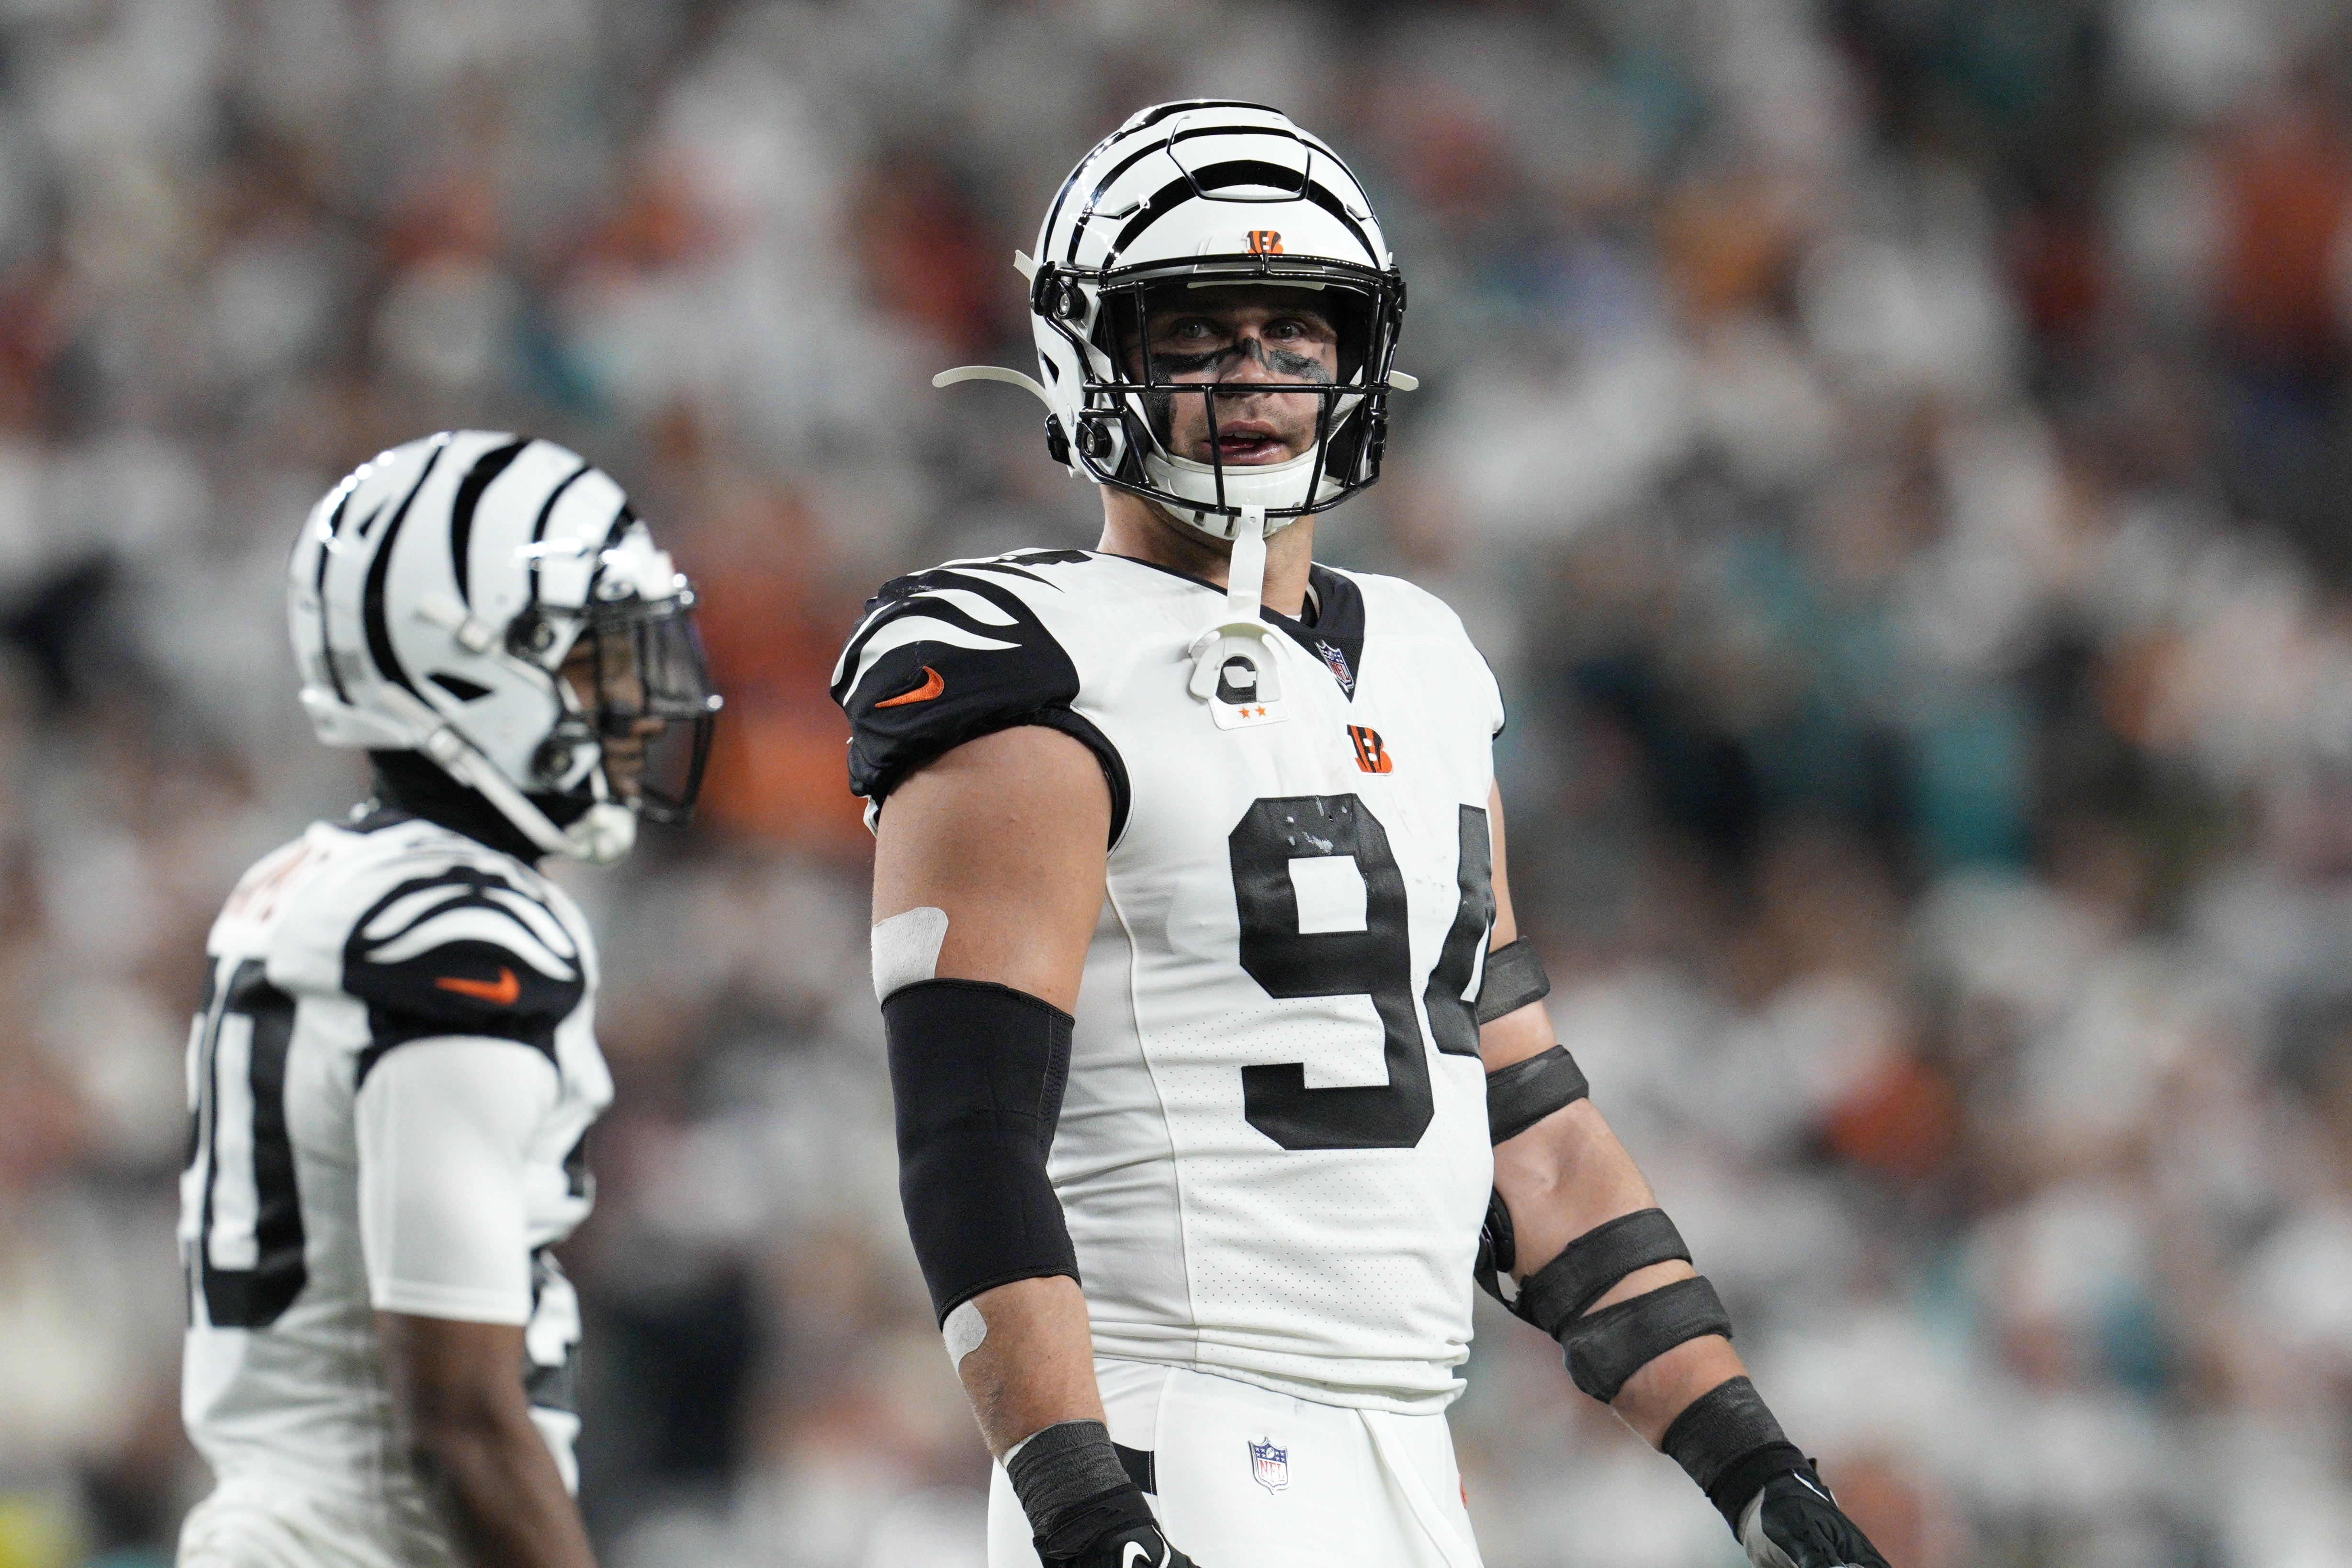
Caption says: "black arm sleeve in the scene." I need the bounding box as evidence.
[884,978,1080,1323]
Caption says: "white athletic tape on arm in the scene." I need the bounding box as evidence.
[943,1297,988,1371]
[872,906,950,1002]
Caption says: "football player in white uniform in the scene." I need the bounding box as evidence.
[176,432,719,1568]
[832,104,1892,1568]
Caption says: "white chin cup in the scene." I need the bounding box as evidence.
[1143,447,1336,540]
[565,802,638,864]
[1131,387,1365,539]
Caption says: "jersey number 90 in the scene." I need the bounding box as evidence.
[1228,796,1493,1151]
[184,958,307,1329]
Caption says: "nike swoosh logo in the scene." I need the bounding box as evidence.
[1121,1544,1168,1568]
[876,666,945,707]
[435,966,520,1006]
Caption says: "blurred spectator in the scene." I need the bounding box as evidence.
[1,1,2350,1564]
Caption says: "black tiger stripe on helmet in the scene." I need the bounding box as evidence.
[937,101,1409,542]
[287,432,720,865]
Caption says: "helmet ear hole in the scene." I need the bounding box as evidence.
[532,738,578,785]
[509,611,560,658]
[1044,416,1071,465]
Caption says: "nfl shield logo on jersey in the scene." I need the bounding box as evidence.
[1315,639,1355,695]
[1248,1437,1289,1493]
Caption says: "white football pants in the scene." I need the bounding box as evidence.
[176,1475,457,1568]
[987,1359,1485,1568]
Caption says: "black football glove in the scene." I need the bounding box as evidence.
[1034,1483,1199,1568]
[1737,1468,1891,1568]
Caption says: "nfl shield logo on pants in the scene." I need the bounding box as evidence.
[1248,1437,1288,1493]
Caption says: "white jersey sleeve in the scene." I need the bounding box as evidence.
[356,1039,558,1324]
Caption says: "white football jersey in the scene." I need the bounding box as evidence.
[179,810,610,1520]
[835,550,1503,1413]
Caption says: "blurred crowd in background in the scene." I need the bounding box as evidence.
[3,0,2352,1564]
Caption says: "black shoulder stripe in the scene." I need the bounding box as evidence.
[344,866,584,1082]
[834,566,1051,703]
[936,559,1064,589]
[449,437,531,605]
[833,567,1128,843]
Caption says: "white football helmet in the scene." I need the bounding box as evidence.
[940,99,1411,542]
[287,431,721,864]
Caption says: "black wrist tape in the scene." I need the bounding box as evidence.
[1485,1044,1589,1144]
[885,979,1078,1322]
[1513,1208,1688,1334]
[1561,1274,1732,1402]
[1006,1421,1136,1546]
[1475,937,1552,1024]
[1659,1377,1802,1530]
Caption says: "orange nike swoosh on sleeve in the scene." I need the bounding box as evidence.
[435,967,520,1006]
[876,666,945,707]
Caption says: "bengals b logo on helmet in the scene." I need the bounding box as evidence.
[1248,229,1283,255]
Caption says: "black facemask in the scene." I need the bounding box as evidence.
[510,590,722,825]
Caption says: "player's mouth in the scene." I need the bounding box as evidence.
[1210,422,1292,465]
[600,734,653,798]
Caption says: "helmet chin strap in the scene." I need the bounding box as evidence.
[1185,505,1285,724]
[376,685,639,864]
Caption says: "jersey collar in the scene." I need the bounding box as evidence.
[1102,553,1367,700]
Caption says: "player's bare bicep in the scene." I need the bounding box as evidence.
[1485,780,1520,950]
[1479,780,1555,1069]
[870,725,1110,1012]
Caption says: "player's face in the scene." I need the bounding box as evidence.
[1135,285,1341,467]
[558,632,666,802]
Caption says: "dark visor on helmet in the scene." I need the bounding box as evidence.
[573,591,722,825]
